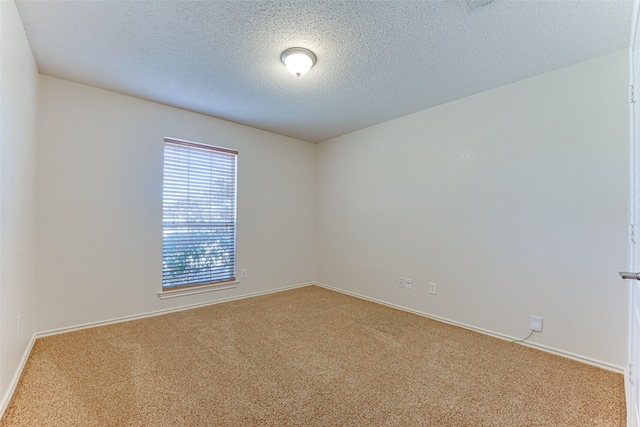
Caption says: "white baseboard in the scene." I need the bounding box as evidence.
[2,280,621,422]
[0,334,36,420]
[1,282,313,420]
[37,282,314,338]
[313,282,624,374]
[625,364,631,426]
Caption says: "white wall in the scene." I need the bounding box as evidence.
[0,0,38,407]
[35,76,316,332]
[316,50,629,369]
[4,7,631,396]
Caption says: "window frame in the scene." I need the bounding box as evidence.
[159,137,238,299]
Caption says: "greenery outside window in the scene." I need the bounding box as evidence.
[162,138,237,291]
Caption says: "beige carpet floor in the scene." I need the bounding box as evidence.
[0,286,626,426]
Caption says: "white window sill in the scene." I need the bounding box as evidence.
[158,281,239,299]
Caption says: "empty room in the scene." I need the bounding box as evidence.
[1,0,638,425]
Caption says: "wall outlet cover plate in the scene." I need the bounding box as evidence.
[530,315,543,332]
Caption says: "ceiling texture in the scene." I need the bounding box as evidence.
[15,0,634,143]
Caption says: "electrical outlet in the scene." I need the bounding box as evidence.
[241,269,248,279]
[429,282,437,295]
[530,315,543,332]
[398,277,405,288]
[405,278,412,289]
[16,315,21,337]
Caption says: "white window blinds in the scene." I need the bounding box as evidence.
[162,138,237,290]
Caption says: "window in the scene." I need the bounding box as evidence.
[162,138,237,291]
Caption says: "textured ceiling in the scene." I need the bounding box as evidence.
[15,0,634,143]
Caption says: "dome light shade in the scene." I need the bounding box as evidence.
[281,47,316,77]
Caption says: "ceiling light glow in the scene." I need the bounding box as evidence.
[281,47,316,77]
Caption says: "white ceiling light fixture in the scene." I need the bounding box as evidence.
[281,47,317,77]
